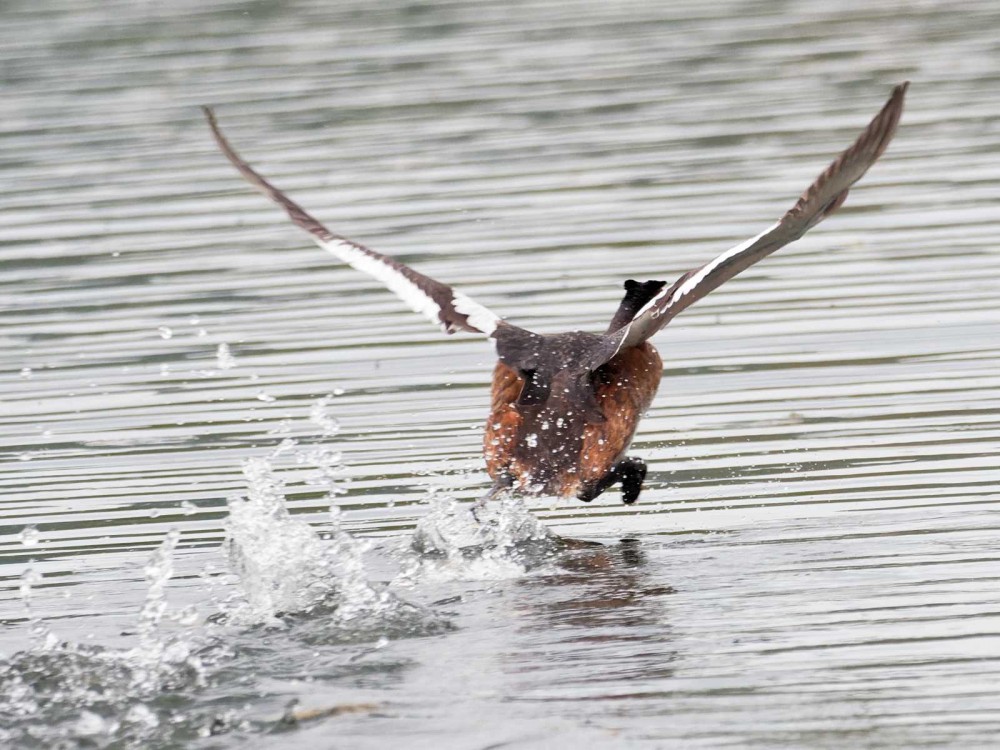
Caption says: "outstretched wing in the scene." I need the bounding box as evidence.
[609,82,908,356]
[203,107,501,337]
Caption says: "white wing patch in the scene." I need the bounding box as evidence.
[318,237,443,326]
[203,106,506,339]
[453,292,500,336]
[318,238,501,336]
[634,221,781,322]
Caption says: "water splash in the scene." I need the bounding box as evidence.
[18,567,59,651]
[219,390,384,624]
[1,531,208,749]
[309,394,341,437]
[18,525,39,547]
[324,503,384,622]
[126,530,205,695]
[215,342,236,370]
[136,530,178,651]
[215,381,461,642]
[400,488,558,583]
[0,483,444,748]
[0,387,459,748]
[221,457,338,625]
[220,455,405,629]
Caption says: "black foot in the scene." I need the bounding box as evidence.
[576,456,647,505]
[617,456,646,505]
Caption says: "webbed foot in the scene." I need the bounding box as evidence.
[576,456,647,505]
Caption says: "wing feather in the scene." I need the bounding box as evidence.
[203,107,501,336]
[612,82,908,354]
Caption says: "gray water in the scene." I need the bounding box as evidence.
[3,0,1000,746]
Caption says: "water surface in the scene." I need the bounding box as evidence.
[3,0,1000,747]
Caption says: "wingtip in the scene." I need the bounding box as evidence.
[201,106,221,135]
[883,82,909,123]
[201,106,243,169]
[860,81,907,166]
[895,80,911,96]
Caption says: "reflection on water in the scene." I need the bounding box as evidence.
[3,0,1000,746]
[510,540,679,698]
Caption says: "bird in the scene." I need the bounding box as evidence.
[203,82,907,508]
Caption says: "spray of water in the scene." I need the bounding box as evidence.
[218,395,407,627]
[127,530,206,694]
[0,387,554,746]
[1,531,208,748]
[221,457,339,625]
[398,486,558,584]
[18,567,59,652]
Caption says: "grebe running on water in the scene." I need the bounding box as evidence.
[204,83,906,507]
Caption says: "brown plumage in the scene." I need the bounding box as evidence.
[203,83,907,506]
[484,342,662,501]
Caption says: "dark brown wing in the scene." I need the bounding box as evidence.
[203,107,502,336]
[611,82,907,354]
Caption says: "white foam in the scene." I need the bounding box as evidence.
[401,489,555,583]
[223,458,339,624]
[215,342,236,370]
